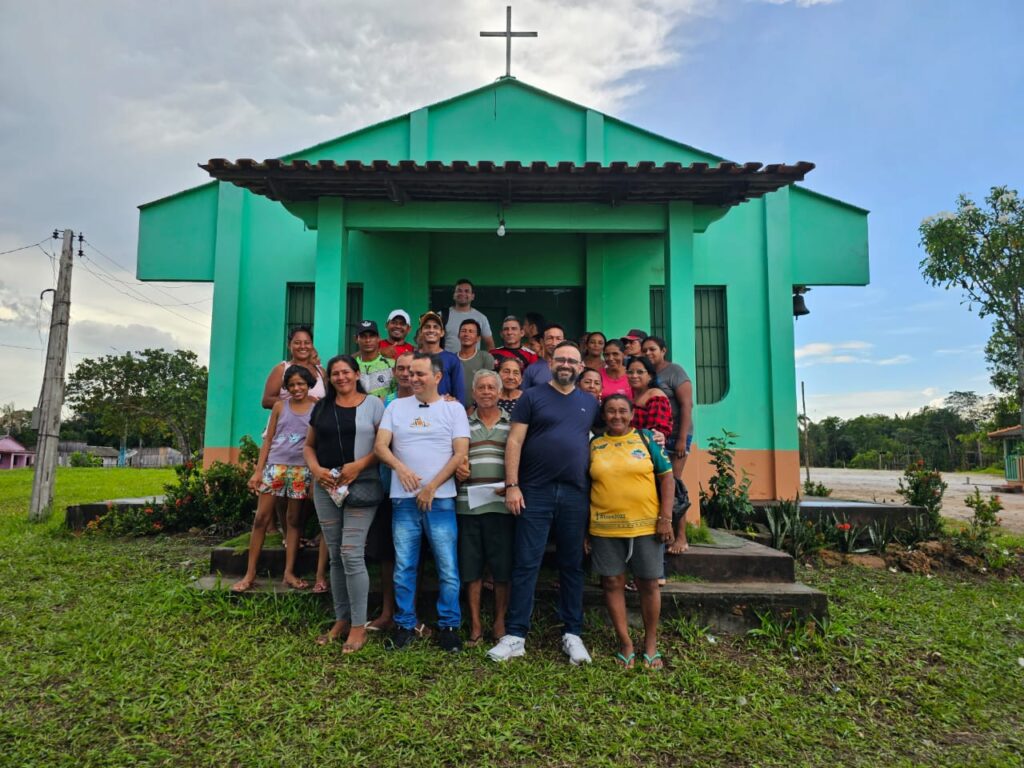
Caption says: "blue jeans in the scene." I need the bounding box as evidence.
[392,497,461,629]
[505,482,588,638]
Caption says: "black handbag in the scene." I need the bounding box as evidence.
[331,399,384,509]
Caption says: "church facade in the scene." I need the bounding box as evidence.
[135,78,869,500]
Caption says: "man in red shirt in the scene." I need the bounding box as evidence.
[491,315,539,371]
[380,309,414,359]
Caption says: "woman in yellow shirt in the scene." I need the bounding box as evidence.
[586,395,680,668]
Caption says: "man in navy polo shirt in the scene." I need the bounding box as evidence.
[487,340,597,665]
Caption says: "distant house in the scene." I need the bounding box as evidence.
[0,435,34,469]
[57,442,121,468]
[126,447,185,468]
[988,425,1023,488]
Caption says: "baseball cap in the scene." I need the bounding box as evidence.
[357,320,379,335]
[621,328,648,343]
[387,309,411,324]
[419,310,445,328]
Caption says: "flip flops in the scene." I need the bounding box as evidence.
[642,652,664,670]
[615,651,635,668]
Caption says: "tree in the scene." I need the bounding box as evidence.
[65,349,207,458]
[0,402,36,447]
[919,186,1024,434]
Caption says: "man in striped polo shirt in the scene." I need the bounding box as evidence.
[455,368,514,645]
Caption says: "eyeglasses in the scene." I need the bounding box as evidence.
[552,356,582,365]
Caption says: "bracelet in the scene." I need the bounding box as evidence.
[658,516,672,522]
[505,482,519,489]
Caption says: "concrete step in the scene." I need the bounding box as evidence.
[193,575,825,634]
[210,528,797,584]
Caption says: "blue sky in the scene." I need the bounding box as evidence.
[628,0,1024,418]
[0,0,1021,419]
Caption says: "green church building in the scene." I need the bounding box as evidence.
[135,77,869,502]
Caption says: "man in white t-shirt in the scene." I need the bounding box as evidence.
[443,278,495,354]
[375,352,470,652]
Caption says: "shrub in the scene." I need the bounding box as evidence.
[699,430,754,530]
[955,488,1003,559]
[895,462,946,537]
[802,478,832,497]
[69,451,102,468]
[89,436,259,537]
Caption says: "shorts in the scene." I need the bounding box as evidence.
[257,464,311,499]
[590,533,664,580]
[665,433,693,459]
[364,496,394,562]
[457,512,516,583]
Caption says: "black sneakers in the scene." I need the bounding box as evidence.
[437,627,463,653]
[389,626,417,651]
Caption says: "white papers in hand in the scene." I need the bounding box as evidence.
[467,482,505,510]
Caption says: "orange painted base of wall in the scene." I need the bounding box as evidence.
[677,448,800,525]
[203,446,241,468]
[203,445,801,523]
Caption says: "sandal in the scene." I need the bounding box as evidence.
[642,652,664,670]
[465,633,485,648]
[413,623,433,639]
[615,651,636,668]
[312,580,329,594]
[366,616,394,633]
[283,576,309,590]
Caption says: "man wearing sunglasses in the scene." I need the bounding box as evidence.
[488,340,598,666]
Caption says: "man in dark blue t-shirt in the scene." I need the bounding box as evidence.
[487,340,598,666]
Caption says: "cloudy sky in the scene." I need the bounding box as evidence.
[1,0,1021,420]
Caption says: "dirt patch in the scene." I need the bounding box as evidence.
[813,542,1024,578]
[806,468,1024,533]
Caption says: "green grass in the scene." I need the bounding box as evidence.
[1,468,1023,767]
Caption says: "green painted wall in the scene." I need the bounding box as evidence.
[135,77,868,471]
[137,183,218,281]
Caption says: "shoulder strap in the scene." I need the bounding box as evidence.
[636,429,659,472]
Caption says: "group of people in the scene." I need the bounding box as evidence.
[232,278,695,668]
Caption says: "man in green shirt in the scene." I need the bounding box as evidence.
[354,320,395,399]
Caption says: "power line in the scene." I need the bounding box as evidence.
[77,252,212,308]
[0,237,49,257]
[0,341,88,356]
[75,256,211,330]
[83,239,211,308]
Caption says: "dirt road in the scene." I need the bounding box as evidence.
[806,468,1024,533]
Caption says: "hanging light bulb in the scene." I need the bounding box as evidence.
[497,219,506,237]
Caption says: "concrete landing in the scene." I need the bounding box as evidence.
[210,529,796,584]
[192,574,826,633]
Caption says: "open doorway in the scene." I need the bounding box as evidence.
[429,285,585,344]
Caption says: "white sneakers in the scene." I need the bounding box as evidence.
[561,633,593,665]
[486,633,593,665]
[487,634,526,661]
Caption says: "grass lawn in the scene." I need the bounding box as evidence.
[1,468,1022,767]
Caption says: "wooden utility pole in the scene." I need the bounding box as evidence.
[801,380,811,485]
[29,229,74,521]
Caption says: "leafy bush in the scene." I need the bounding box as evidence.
[955,489,1003,559]
[802,478,832,497]
[764,499,824,559]
[69,451,102,468]
[895,462,947,537]
[85,500,165,536]
[89,436,259,536]
[699,430,754,530]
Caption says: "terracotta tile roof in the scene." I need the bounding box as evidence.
[200,159,814,207]
[988,424,1022,439]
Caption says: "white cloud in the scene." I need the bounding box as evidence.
[795,340,914,368]
[805,386,945,420]
[758,0,839,6]
[794,340,872,360]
